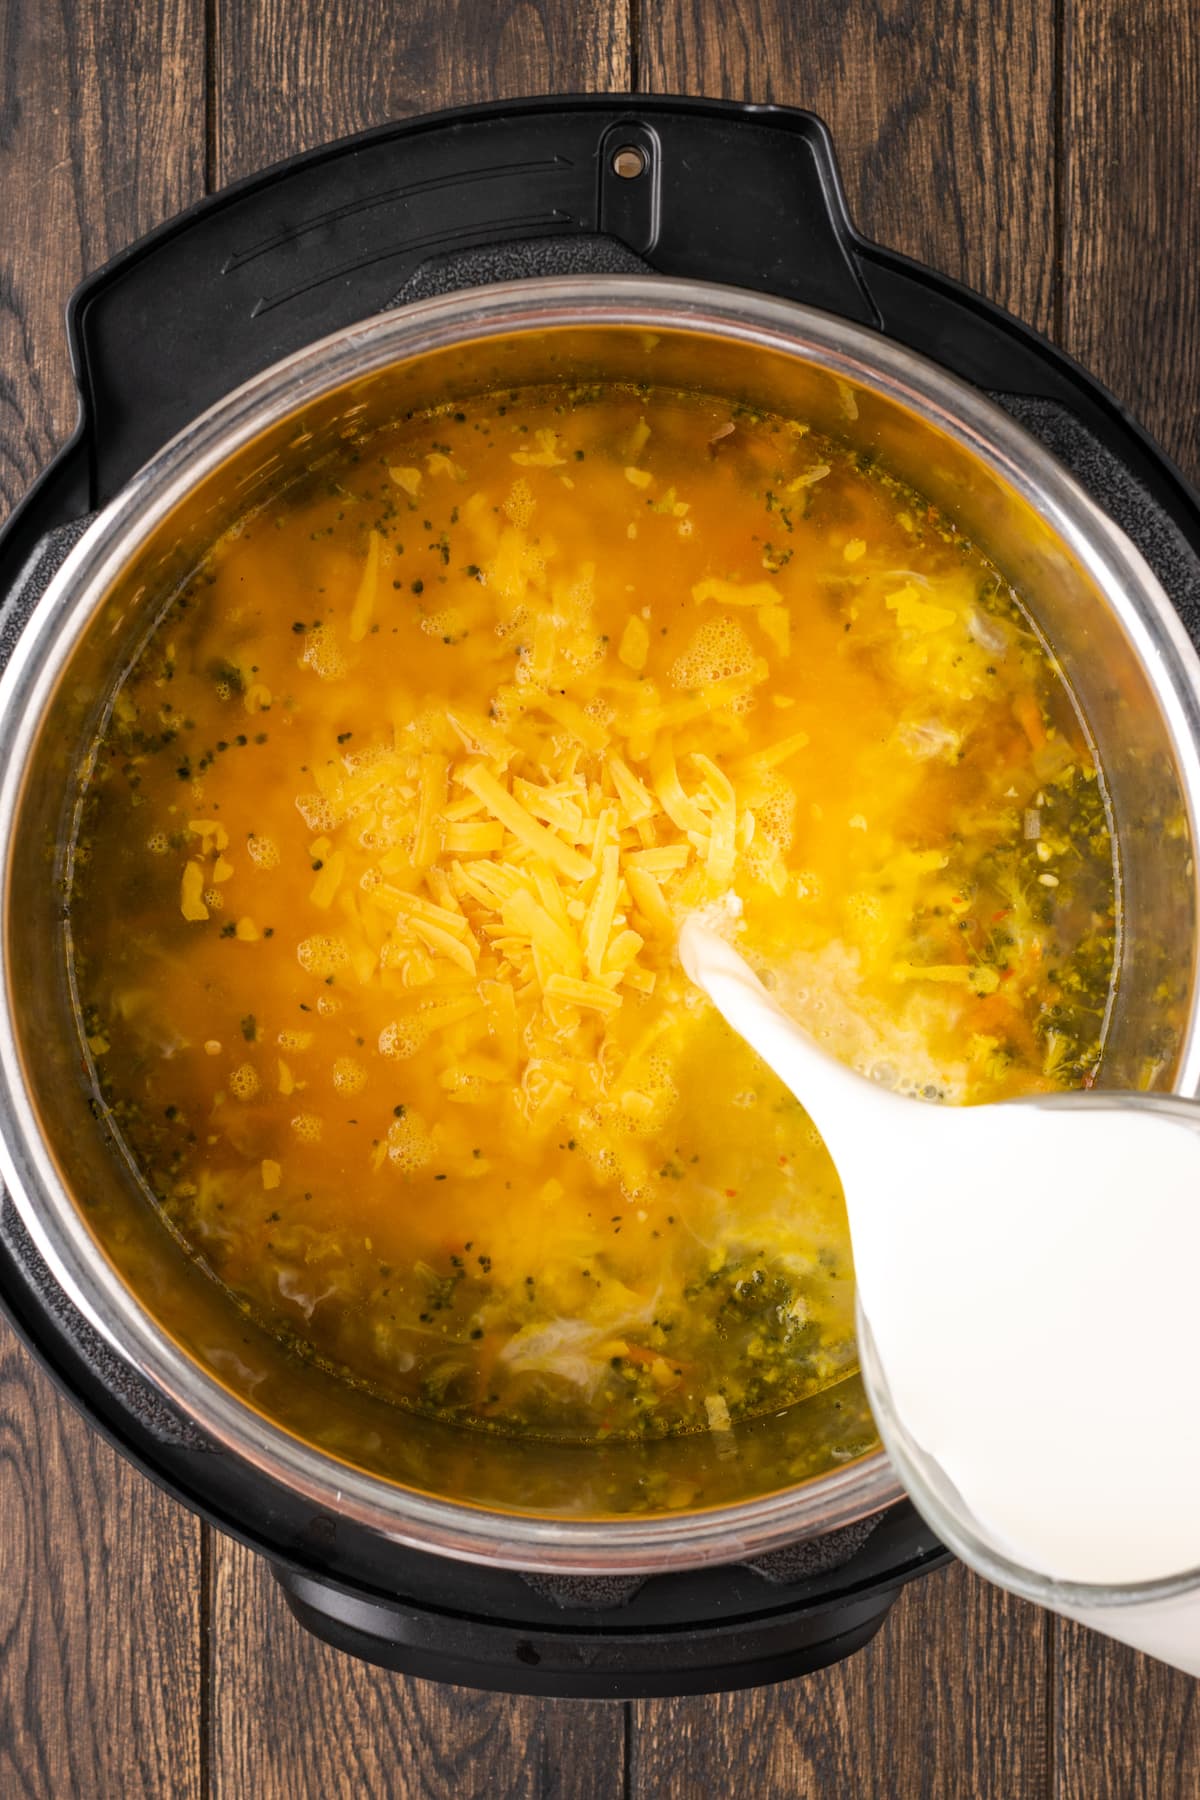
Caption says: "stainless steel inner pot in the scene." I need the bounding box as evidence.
[2,276,1199,1575]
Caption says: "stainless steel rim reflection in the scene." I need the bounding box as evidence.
[2,275,1200,1572]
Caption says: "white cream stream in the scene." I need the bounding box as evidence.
[681,918,1200,1675]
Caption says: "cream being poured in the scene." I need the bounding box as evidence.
[680,916,1200,1672]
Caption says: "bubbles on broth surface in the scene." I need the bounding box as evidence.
[670,618,757,687]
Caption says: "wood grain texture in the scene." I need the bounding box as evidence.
[1053,5,1200,1791]
[0,3,206,1797]
[210,1542,624,1800]
[639,0,1057,331]
[214,0,632,185]
[1062,0,1200,479]
[632,1566,1048,1799]
[0,0,207,522]
[0,1329,203,1798]
[1053,1620,1200,1800]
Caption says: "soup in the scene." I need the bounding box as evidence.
[70,382,1118,1445]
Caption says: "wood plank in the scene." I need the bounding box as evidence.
[1053,1620,1200,1800]
[639,0,1057,331]
[1052,13,1200,1786]
[0,1328,203,1797]
[211,1543,624,1800]
[214,0,632,185]
[637,8,1055,1797]
[0,0,206,520]
[1061,0,1200,479]
[631,1566,1047,1799]
[0,3,206,1797]
[208,8,631,1796]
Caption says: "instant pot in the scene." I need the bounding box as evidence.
[2,96,1199,1698]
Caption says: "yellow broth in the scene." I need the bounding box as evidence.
[70,384,1118,1444]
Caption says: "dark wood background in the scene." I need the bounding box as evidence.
[2,1,1198,1793]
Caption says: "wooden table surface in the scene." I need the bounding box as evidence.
[2,2,1199,1794]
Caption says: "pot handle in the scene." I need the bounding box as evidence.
[48,98,879,518]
